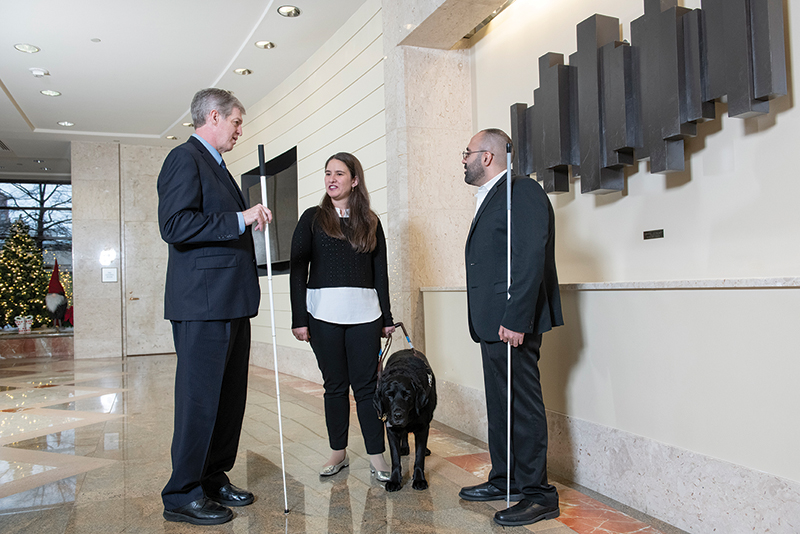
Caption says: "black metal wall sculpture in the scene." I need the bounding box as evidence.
[511,0,787,194]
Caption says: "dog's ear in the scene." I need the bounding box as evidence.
[373,381,387,422]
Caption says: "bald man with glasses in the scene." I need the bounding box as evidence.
[458,128,563,527]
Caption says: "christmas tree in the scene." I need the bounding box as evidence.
[0,219,49,328]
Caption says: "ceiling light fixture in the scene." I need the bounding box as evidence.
[91,38,101,43]
[234,68,252,75]
[40,89,61,97]
[57,121,74,127]
[41,167,50,171]
[14,43,40,53]
[255,41,276,49]
[182,122,193,127]
[34,159,44,163]
[29,68,49,78]
[166,136,178,140]
[277,5,301,17]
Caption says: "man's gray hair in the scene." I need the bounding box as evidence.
[480,128,514,161]
[191,88,245,128]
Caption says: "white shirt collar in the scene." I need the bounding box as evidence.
[474,170,507,215]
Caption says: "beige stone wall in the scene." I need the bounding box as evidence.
[382,0,506,350]
[71,141,172,359]
[71,142,123,359]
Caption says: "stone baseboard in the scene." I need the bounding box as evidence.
[546,411,800,534]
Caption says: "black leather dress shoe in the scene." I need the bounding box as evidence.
[163,497,233,525]
[206,483,255,507]
[458,481,523,502]
[493,499,560,526]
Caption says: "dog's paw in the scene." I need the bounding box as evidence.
[412,478,428,491]
[385,480,402,492]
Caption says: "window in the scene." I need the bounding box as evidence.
[0,183,72,268]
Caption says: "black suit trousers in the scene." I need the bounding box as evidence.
[480,333,558,507]
[161,318,251,509]
[308,315,385,454]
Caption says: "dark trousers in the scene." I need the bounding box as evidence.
[162,318,251,510]
[480,333,558,507]
[308,315,385,454]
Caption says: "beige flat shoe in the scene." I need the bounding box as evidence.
[320,454,349,476]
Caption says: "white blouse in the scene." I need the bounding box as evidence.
[306,208,383,325]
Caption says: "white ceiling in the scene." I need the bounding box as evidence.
[0,0,368,183]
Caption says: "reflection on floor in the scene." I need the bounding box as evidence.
[0,351,673,533]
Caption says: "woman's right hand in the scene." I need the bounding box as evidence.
[292,327,310,342]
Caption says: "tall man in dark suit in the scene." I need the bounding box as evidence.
[157,88,272,525]
[457,129,563,527]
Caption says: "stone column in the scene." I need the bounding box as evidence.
[71,141,123,359]
[382,0,505,350]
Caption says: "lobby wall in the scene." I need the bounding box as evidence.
[225,0,388,378]
[71,142,173,359]
[414,0,800,531]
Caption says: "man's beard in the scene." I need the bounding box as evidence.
[464,158,484,185]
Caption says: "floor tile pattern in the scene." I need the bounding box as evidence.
[0,349,670,533]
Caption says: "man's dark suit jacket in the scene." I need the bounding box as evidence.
[157,136,260,321]
[465,173,562,342]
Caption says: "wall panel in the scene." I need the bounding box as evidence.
[227,0,386,352]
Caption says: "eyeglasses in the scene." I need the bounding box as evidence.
[462,149,493,159]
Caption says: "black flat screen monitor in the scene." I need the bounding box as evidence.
[241,147,298,276]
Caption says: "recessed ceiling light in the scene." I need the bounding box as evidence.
[182,122,194,127]
[234,68,252,75]
[277,5,301,17]
[41,167,50,171]
[91,38,101,43]
[255,41,276,49]
[57,121,75,127]
[14,43,40,53]
[29,67,49,78]
[166,136,178,140]
[41,89,61,97]
[34,159,44,163]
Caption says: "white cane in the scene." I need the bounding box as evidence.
[505,143,512,508]
[258,145,290,514]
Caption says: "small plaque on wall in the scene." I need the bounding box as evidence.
[643,229,664,240]
[101,268,118,283]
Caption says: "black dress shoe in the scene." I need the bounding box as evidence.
[493,499,560,526]
[206,483,255,507]
[458,481,523,502]
[163,497,233,525]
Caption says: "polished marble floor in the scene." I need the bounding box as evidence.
[0,345,676,533]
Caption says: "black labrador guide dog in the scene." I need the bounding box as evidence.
[373,348,437,492]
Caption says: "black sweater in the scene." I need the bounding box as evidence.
[290,206,393,328]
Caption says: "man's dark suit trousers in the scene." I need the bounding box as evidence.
[161,318,250,509]
[480,332,558,508]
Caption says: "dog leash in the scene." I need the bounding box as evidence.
[377,322,419,381]
[375,322,433,423]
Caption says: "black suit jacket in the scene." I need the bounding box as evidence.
[465,173,562,343]
[157,136,260,321]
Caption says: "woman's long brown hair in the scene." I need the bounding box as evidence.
[315,152,378,253]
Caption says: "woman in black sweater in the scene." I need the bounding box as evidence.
[290,152,394,481]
